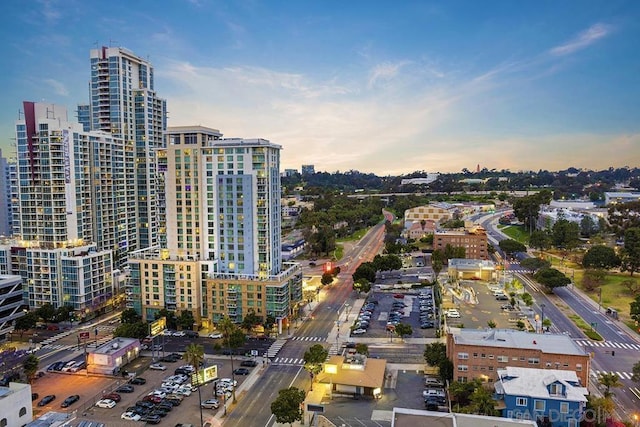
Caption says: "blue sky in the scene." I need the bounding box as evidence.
[0,0,639,175]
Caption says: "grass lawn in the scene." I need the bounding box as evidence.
[498,224,529,244]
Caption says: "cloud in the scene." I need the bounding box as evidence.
[37,0,62,23]
[43,79,69,96]
[549,23,611,56]
[367,61,411,89]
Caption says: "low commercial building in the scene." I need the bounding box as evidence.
[316,353,386,399]
[447,259,496,281]
[404,203,453,227]
[494,366,588,427]
[87,337,140,375]
[604,192,640,205]
[446,329,590,386]
[0,382,33,426]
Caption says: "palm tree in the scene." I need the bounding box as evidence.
[219,316,245,403]
[598,372,621,397]
[184,343,205,427]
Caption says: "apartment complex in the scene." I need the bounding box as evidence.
[128,127,302,331]
[0,150,12,236]
[81,46,167,264]
[446,329,590,386]
[0,275,24,340]
[2,102,113,314]
[434,225,488,260]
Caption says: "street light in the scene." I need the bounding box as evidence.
[540,303,546,333]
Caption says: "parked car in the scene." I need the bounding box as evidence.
[149,363,167,371]
[121,412,142,421]
[233,368,250,375]
[37,395,55,406]
[129,377,147,385]
[103,393,121,402]
[200,399,220,409]
[96,399,117,408]
[61,394,80,408]
[208,332,223,339]
[351,328,366,335]
[445,309,461,318]
[116,385,135,393]
[240,360,258,367]
[140,414,162,424]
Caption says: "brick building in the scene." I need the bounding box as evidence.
[434,225,488,260]
[446,328,590,386]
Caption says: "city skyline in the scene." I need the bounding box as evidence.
[1,1,639,175]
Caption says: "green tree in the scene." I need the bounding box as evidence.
[520,257,551,272]
[444,244,465,260]
[184,342,204,371]
[114,321,149,340]
[512,191,552,232]
[321,272,334,286]
[533,268,571,293]
[22,354,39,382]
[580,216,598,237]
[498,239,527,256]
[621,228,640,276]
[516,320,526,331]
[54,305,74,322]
[630,295,640,324]
[36,303,56,322]
[353,278,371,294]
[303,344,328,391]
[177,310,195,331]
[270,387,305,426]
[241,310,262,333]
[469,385,499,416]
[264,315,276,334]
[542,318,552,330]
[372,254,403,271]
[14,312,38,337]
[552,219,580,250]
[121,308,142,324]
[582,246,621,270]
[355,343,369,356]
[529,230,552,254]
[487,320,497,328]
[394,323,412,340]
[424,342,447,367]
[598,372,621,397]
[219,316,245,402]
[352,262,376,283]
[581,269,606,292]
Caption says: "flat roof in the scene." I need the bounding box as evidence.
[392,408,537,427]
[317,355,386,389]
[451,329,587,356]
[92,337,139,355]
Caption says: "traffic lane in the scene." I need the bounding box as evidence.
[554,287,628,342]
[224,364,303,427]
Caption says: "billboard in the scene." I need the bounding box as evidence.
[191,365,218,386]
[150,317,166,337]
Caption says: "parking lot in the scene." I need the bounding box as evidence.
[31,354,257,426]
[350,288,439,339]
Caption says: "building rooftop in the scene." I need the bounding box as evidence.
[392,407,537,427]
[448,259,495,269]
[450,329,587,356]
[93,337,139,355]
[317,355,386,389]
[495,366,588,402]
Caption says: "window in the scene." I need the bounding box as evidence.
[576,364,582,371]
[457,365,468,371]
[568,419,577,427]
[549,383,561,395]
[497,355,509,363]
[534,400,545,411]
[528,358,540,365]
[458,352,469,359]
[516,397,527,406]
[560,402,569,413]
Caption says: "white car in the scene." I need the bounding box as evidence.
[208,332,223,339]
[351,328,367,335]
[177,385,192,396]
[148,390,167,399]
[95,399,116,408]
[121,412,141,421]
[149,363,167,371]
[173,331,186,337]
[446,309,461,318]
[218,378,237,387]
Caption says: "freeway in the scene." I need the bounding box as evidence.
[223,221,387,427]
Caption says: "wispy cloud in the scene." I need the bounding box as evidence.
[549,23,611,56]
[43,78,69,96]
[37,0,61,23]
[367,61,411,89]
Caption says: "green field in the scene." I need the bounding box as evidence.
[497,224,529,244]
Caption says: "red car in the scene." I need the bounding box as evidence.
[102,393,121,403]
[143,395,163,403]
[393,294,404,299]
